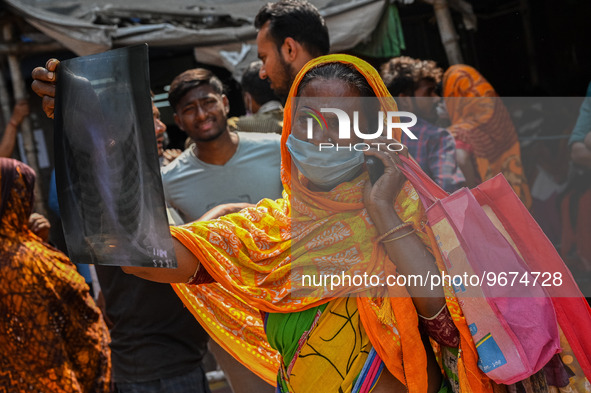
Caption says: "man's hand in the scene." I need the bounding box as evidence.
[162,149,183,166]
[31,58,59,119]
[455,148,480,188]
[29,212,51,242]
[584,131,591,150]
[571,141,591,170]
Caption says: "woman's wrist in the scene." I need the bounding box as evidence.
[9,118,19,127]
[370,204,403,234]
[376,222,413,243]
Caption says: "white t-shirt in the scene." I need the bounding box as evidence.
[161,131,283,224]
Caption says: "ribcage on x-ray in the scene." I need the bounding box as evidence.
[65,124,143,242]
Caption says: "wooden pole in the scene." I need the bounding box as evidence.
[3,23,47,216]
[427,0,464,65]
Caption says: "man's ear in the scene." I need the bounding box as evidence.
[173,112,184,131]
[243,92,253,113]
[222,94,230,115]
[281,37,300,62]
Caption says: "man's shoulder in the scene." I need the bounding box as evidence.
[233,132,281,168]
[237,131,281,143]
[160,149,198,180]
[236,131,281,150]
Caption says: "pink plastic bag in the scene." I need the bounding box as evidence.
[472,174,591,380]
[399,156,561,384]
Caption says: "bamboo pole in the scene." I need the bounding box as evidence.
[425,0,464,65]
[3,23,47,216]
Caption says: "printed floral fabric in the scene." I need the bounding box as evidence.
[0,158,111,393]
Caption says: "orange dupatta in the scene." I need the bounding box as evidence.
[443,65,532,207]
[0,158,111,392]
[172,55,493,393]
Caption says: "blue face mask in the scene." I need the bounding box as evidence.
[286,134,365,190]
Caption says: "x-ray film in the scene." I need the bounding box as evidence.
[54,45,177,268]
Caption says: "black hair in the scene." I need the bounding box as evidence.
[255,0,329,58]
[297,62,376,98]
[241,61,280,105]
[168,68,224,112]
[296,62,379,131]
[380,56,443,97]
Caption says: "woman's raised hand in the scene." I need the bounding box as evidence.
[362,137,409,221]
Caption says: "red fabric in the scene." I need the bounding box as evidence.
[473,175,591,380]
[399,155,591,381]
[454,139,473,153]
[419,306,460,347]
[430,186,559,384]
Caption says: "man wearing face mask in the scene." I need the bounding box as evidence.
[230,61,283,135]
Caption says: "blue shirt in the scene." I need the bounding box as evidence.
[401,117,465,193]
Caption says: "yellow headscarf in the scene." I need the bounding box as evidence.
[172,55,492,393]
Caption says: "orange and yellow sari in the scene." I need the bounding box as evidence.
[443,65,532,208]
[0,158,111,393]
[172,55,493,393]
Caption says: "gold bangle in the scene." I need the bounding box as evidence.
[186,265,202,285]
[382,228,416,243]
[376,222,412,243]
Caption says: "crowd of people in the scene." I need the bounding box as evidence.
[0,0,589,392]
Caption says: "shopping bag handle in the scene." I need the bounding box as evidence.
[397,155,448,207]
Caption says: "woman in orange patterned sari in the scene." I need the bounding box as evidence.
[0,158,111,393]
[125,55,494,393]
[443,65,532,208]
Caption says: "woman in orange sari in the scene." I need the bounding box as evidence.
[0,158,111,392]
[125,55,493,393]
[443,65,532,208]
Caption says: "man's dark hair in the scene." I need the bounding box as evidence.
[168,68,224,111]
[380,56,443,97]
[255,0,329,57]
[241,61,280,105]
